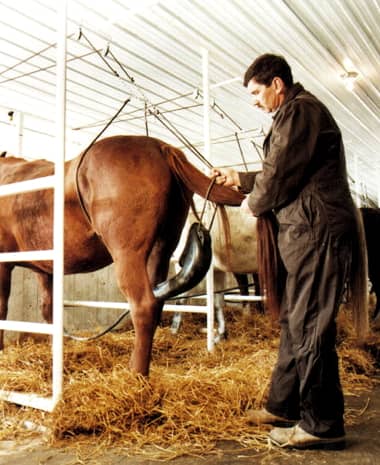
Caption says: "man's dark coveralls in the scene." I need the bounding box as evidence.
[239,83,358,438]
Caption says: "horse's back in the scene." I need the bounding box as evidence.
[0,156,53,183]
[0,156,55,256]
[0,154,110,273]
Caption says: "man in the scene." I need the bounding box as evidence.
[212,54,360,449]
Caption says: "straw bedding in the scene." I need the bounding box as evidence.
[0,306,378,460]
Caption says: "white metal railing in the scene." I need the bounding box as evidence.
[0,175,55,197]
[64,300,208,314]
[0,250,55,262]
[0,174,59,412]
[0,1,67,413]
[202,47,215,352]
[0,320,54,334]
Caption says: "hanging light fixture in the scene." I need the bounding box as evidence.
[340,59,359,91]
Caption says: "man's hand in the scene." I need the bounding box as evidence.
[210,167,241,188]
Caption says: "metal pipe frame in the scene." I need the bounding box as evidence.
[0,0,67,413]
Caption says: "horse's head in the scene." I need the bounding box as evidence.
[0,151,7,158]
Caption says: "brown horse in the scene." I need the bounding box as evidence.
[0,135,244,375]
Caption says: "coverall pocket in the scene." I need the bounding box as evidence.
[278,224,317,274]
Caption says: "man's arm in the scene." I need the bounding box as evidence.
[211,167,260,194]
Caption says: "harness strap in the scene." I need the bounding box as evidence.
[144,101,149,136]
[235,132,249,172]
[63,308,130,341]
[150,109,213,169]
[198,177,218,232]
[79,29,119,78]
[74,98,131,225]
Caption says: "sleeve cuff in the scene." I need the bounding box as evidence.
[238,171,259,194]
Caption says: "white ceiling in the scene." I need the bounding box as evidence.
[0,0,379,204]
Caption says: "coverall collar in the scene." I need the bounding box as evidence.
[272,82,305,120]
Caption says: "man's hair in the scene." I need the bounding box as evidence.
[243,54,293,88]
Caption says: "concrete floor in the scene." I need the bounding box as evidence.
[0,379,379,465]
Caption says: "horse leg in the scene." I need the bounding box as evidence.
[0,264,13,349]
[113,254,162,376]
[234,272,249,295]
[233,272,251,315]
[214,269,227,340]
[252,272,264,313]
[114,218,186,375]
[35,271,53,323]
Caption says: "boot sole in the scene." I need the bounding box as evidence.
[270,436,346,450]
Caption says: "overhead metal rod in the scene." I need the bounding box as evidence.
[235,132,249,171]
[210,76,240,89]
[0,49,100,84]
[180,128,264,147]
[0,32,75,78]
[72,90,198,130]
[78,29,119,78]
[150,108,213,169]
[119,103,203,123]
[211,101,242,131]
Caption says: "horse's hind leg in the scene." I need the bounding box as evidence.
[0,264,13,349]
[35,271,53,324]
[113,254,162,376]
[252,272,264,313]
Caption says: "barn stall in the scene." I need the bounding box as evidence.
[0,0,379,461]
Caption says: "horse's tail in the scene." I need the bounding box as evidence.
[256,212,285,319]
[215,205,233,269]
[348,207,369,339]
[256,207,370,334]
[162,144,245,206]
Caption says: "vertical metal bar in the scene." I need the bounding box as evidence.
[202,47,215,352]
[354,154,361,207]
[52,0,67,408]
[16,111,24,155]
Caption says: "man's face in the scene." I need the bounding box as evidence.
[247,77,284,113]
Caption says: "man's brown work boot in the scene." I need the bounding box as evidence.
[246,408,297,426]
[269,424,346,449]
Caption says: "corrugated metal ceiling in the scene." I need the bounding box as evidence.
[0,0,379,203]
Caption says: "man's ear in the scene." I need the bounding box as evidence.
[272,77,286,94]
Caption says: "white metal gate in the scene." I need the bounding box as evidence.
[0,2,67,412]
